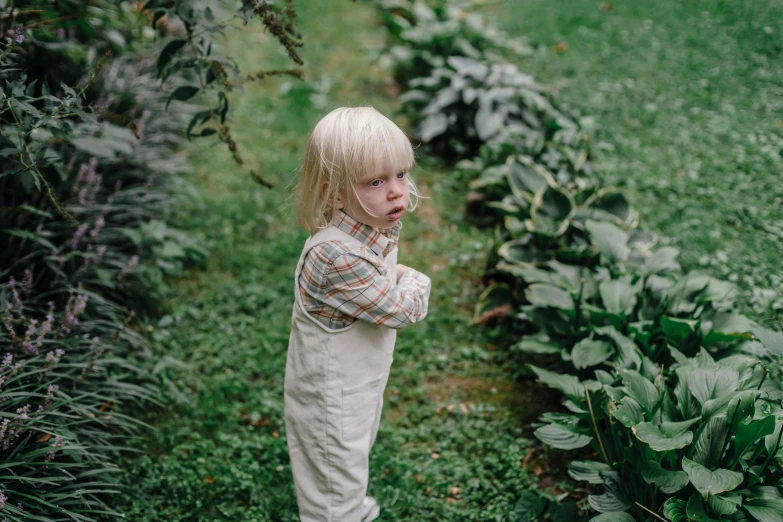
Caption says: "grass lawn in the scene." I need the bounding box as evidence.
[112,1,538,520]
[477,0,783,330]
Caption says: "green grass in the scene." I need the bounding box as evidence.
[477,0,783,330]
[111,1,537,520]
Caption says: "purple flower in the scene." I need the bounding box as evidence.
[117,255,139,280]
[61,291,88,333]
[13,26,24,44]
[45,348,65,364]
[20,269,33,299]
[89,215,105,238]
[8,277,23,314]
[71,224,89,249]
[16,404,30,421]
[56,28,65,39]
[1,354,12,369]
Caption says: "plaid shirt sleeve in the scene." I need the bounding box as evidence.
[322,250,431,329]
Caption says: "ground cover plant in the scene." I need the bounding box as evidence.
[374,0,783,520]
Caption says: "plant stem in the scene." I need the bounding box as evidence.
[585,383,609,464]
[635,501,667,522]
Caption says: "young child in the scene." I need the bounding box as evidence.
[284,106,432,521]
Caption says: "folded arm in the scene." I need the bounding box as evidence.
[324,252,431,329]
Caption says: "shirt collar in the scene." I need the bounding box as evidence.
[330,210,401,257]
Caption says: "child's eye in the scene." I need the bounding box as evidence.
[397,171,406,179]
[369,179,382,187]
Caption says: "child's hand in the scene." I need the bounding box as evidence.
[396,263,413,282]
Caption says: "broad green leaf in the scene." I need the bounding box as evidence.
[752,325,783,357]
[744,498,783,522]
[588,491,631,513]
[514,338,562,355]
[497,236,550,264]
[475,94,506,140]
[686,494,717,521]
[620,370,660,415]
[660,316,695,345]
[547,260,588,294]
[447,56,488,80]
[734,415,776,461]
[644,246,681,274]
[534,423,592,450]
[512,490,547,522]
[674,371,700,419]
[689,367,739,406]
[611,397,644,427]
[419,112,448,142]
[664,498,688,522]
[641,460,689,493]
[727,390,761,430]
[703,312,755,346]
[569,460,613,484]
[632,419,697,451]
[682,457,744,498]
[599,278,637,315]
[508,161,552,198]
[748,487,783,500]
[665,274,710,314]
[526,185,576,237]
[701,277,738,303]
[501,265,557,286]
[594,326,641,370]
[166,85,200,108]
[506,215,530,237]
[156,38,187,74]
[530,366,584,401]
[692,417,728,468]
[572,338,614,369]
[587,189,635,226]
[707,493,741,516]
[473,284,512,325]
[526,283,574,310]
[764,421,783,459]
[586,220,630,264]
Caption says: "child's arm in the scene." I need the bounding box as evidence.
[323,252,431,329]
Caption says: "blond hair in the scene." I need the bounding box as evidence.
[293,106,420,233]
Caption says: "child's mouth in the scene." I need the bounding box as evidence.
[387,206,405,219]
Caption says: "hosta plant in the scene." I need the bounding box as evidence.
[528,346,783,522]
[376,0,530,87]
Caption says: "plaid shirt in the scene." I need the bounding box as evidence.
[299,210,431,330]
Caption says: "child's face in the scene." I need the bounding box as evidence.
[339,160,410,230]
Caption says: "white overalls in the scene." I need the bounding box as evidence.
[284,225,397,521]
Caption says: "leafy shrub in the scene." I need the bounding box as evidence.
[529,343,783,521]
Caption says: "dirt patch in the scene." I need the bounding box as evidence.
[388,370,563,429]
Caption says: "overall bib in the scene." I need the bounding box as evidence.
[284,225,397,522]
